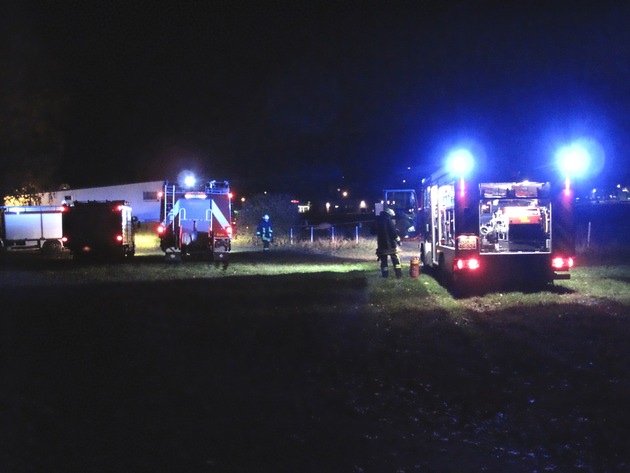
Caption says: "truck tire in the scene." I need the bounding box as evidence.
[42,239,62,254]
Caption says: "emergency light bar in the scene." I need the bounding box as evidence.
[184,192,207,199]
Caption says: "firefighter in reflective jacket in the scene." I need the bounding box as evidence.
[375,208,402,278]
[256,214,273,251]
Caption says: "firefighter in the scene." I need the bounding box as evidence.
[375,208,402,278]
[256,214,273,251]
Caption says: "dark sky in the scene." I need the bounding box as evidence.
[4,1,630,200]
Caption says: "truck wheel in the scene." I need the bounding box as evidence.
[42,240,62,254]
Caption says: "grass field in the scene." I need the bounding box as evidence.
[1,240,629,472]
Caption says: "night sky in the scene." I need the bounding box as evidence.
[3,1,630,201]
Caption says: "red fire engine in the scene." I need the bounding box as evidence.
[418,174,574,290]
[157,178,233,262]
[378,149,577,291]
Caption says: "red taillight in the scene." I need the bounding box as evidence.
[226,225,233,237]
[116,235,123,242]
[157,225,165,234]
[552,256,574,270]
[61,236,68,243]
[455,258,480,271]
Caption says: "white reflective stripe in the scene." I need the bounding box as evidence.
[210,199,230,228]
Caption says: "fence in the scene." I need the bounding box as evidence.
[574,203,630,252]
[287,220,375,244]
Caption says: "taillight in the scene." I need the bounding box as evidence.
[552,256,574,270]
[116,235,123,242]
[157,225,165,234]
[61,236,68,243]
[226,225,233,237]
[454,258,480,271]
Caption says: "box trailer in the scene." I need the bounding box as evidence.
[0,205,66,253]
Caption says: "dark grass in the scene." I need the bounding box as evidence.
[2,251,630,472]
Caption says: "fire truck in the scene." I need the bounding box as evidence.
[0,205,66,253]
[62,200,136,260]
[157,179,233,262]
[421,173,574,288]
[374,189,421,241]
[379,163,575,291]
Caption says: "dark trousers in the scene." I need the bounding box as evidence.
[379,253,402,277]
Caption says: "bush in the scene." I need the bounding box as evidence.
[236,193,301,244]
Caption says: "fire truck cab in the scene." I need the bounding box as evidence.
[157,179,232,262]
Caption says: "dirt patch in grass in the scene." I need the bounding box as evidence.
[1,248,630,472]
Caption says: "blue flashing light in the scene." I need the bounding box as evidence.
[556,143,590,178]
[184,175,196,188]
[446,148,475,176]
[177,170,197,189]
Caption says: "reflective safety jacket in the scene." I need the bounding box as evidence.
[256,220,273,242]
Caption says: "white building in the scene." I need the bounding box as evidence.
[39,180,164,223]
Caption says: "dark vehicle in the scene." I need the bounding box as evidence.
[62,200,136,260]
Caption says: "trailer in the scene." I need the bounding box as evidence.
[0,205,66,253]
[62,200,136,260]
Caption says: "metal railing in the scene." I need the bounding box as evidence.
[287,220,374,244]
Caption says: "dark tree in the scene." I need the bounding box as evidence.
[0,3,67,202]
[237,193,301,244]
